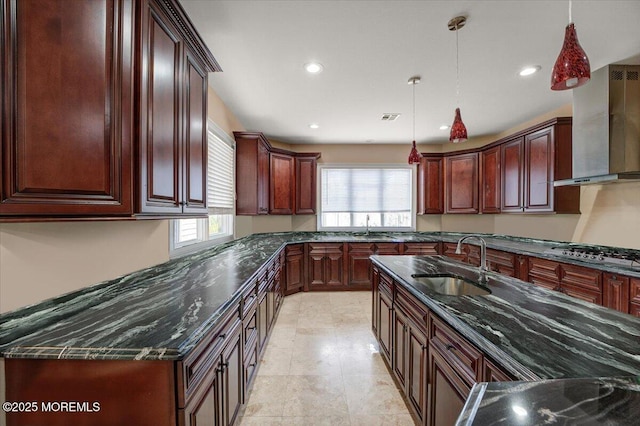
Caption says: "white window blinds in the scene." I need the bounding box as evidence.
[207,120,234,214]
[321,168,412,213]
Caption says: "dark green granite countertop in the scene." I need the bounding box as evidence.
[0,232,638,363]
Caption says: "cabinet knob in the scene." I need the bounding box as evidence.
[446,344,456,352]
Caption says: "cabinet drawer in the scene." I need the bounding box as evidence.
[395,285,428,331]
[429,314,482,386]
[243,306,258,351]
[560,264,602,292]
[181,307,241,402]
[379,272,394,297]
[241,285,258,318]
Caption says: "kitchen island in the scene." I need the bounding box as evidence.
[1,232,639,425]
[369,254,640,424]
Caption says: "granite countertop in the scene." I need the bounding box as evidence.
[0,231,638,362]
[370,255,640,380]
[457,376,640,425]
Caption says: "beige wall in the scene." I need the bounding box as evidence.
[0,86,245,313]
[0,221,169,313]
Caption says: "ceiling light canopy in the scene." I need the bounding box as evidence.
[304,62,324,74]
[448,16,468,143]
[439,125,450,130]
[407,76,421,164]
[551,0,590,90]
[309,123,319,129]
[519,65,541,76]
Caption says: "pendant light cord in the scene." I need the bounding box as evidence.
[412,80,416,141]
[455,24,460,105]
[569,0,572,23]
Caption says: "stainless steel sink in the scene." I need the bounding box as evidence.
[410,274,491,296]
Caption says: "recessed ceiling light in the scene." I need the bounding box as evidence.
[304,62,324,74]
[309,123,319,129]
[439,125,450,130]
[519,65,541,77]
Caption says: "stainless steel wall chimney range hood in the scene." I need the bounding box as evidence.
[554,64,640,186]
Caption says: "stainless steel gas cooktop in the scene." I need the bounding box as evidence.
[544,245,640,267]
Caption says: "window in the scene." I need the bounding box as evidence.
[318,166,414,231]
[171,120,235,256]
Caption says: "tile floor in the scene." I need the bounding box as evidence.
[238,291,415,425]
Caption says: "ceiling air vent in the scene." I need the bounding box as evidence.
[381,113,401,121]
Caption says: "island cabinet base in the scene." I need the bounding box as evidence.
[372,264,516,426]
[4,358,177,426]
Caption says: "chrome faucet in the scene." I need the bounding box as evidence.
[365,214,370,235]
[456,235,488,272]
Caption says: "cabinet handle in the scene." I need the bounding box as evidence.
[247,326,256,331]
[179,201,186,206]
[249,363,256,367]
[446,344,456,352]
[611,275,617,280]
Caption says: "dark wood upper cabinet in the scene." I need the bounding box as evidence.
[295,154,319,214]
[234,132,320,216]
[1,0,220,219]
[501,137,525,212]
[445,152,479,214]
[1,0,134,216]
[500,119,579,214]
[269,152,295,215]
[235,133,270,215]
[417,155,444,214]
[480,146,501,213]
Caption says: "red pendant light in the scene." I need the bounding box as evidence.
[407,76,421,164]
[450,108,468,143]
[551,0,590,90]
[448,16,468,143]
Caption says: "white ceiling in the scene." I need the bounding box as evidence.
[180,0,640,145]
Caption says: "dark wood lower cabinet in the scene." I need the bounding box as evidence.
[372,266,518,426]
[307,243,345,290]
[378,289,393,364]
[346,243,376,289]
[406,317,428,423]
[284,244,304,295]
[603,273,630,314]
[428,344,471,426]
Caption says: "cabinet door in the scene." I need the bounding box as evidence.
[392,307,409,389]
[428,345,470,426]
[630,279,640,317]
[417,156,444,214]
[184,373,221,426]
[257,141,270,214]
[372,266,380,336]
[445,153,478,214]
[524,127,554,212]
[307,245,327,289]
[378,291,393,364]
[603,273,630,314]
[269,152,295,214]
[501,137,524,212]
[285,244,305,295]
[295,156,318,214]
[257,292,268,353]
[325,246,345,287]
[1,0,134,216]
[139,0,182,214]
[182,49,208,214]
[346,243,375,289]
[407,323,428,422]
[481,146,501,213]
[220,322,242,426]
[307,243,344,289]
